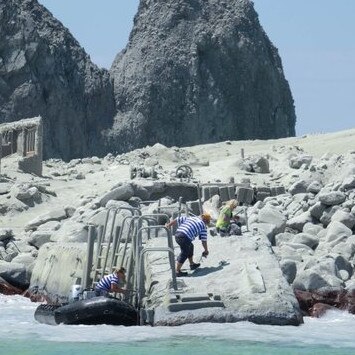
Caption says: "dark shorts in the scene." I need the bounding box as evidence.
[175,232,194,264]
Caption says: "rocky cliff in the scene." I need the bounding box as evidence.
[1,0,296,160]
[0,0,115,160]
[108,0,296,153]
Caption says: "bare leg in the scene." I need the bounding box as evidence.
[176,262,183,272]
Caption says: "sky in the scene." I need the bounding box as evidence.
[37,0,355,137]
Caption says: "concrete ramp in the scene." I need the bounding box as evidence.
[166,293,224,312]
[143,233,303,326]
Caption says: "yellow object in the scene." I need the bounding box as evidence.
[216,200,238,229]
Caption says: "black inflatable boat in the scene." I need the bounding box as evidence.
[34,296,138,326]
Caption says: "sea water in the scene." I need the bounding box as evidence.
[1,295,355,355]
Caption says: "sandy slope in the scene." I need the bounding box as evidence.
[2,128,355,231]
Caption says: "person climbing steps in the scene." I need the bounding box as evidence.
[165,213,211,277]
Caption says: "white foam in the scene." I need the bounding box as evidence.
[1,295,355,348]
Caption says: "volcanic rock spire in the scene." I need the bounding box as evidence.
[108,0,296,152]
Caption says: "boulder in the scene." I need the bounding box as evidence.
[0,228,13,242]
[307,181,323,194]
[30,243,86,302]
[0,261,29,289]
[249,222,279,245]
[319,205,341,227]
[289,155,313,169]
[291,233,319,250]
[293,269,344,291]
[309,202,327,220]
[318,191,346,206]
[241,156,270,174]
[37,221,61,231]
[50,221,88,243]
[286,211,313,232]
[294,288,355,317]
[340,176,355,191]
[330,210,355,229]
[275,232,296,247]
[25,208,68,231]
[255,206,286,242]
[324,221,352,244]
[288,180,308,195]
[98,183,135,206]
[334,255,353,281]
[280,259,297,284]
[302,222,324,236]
[11,253,36,273]
[28,231,52,249]
[0,276,27,295]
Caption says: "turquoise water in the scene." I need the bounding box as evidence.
[2,339,355,355]
[1,295,355,355]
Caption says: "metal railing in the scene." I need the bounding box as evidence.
[83,203,181,325]
[91,206,141,287]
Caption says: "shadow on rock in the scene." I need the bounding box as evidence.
[191,262,230,277]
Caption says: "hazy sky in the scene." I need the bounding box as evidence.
[38,0,355,137]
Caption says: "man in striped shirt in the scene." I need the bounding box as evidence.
[95,267,126,297]
[166,213,211,277]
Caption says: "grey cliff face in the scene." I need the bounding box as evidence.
[108,0,296,153]
[0,0,115,160]
[1,0,296,160]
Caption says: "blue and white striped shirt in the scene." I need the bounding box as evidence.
[176,216,207,241]
[96,273,120,292]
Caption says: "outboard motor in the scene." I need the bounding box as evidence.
[69,285,82,303]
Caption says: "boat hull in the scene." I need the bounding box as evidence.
[34,296,137,326]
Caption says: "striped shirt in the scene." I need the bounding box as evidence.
[96,273,120,292]
[176,216,207,241]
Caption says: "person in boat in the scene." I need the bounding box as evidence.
[95,267,126,297]
[216,199,241,236]
[166,213,211,277]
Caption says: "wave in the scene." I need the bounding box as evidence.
[1,294,355,349]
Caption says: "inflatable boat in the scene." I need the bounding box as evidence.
[34,296,138,326]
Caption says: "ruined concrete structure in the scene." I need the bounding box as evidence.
[0,116,43,176]
[0,0,115,160]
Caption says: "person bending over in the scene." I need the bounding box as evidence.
[166,213,211,277]
[95,267,126,297]
[216,199,240,236]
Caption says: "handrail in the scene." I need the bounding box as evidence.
[135,226,177,306]
[92,206,142,286]
[110,214,135,269]
[137,246,177,322]
[122,213,169,304]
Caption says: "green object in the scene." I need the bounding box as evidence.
[216,206,233,229]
